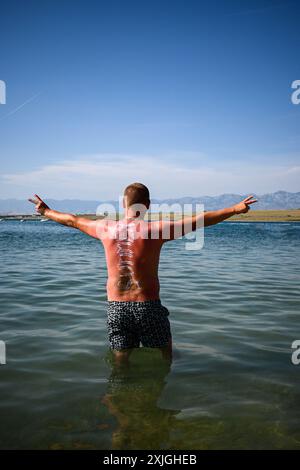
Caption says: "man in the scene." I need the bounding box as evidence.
[29,183,257,364]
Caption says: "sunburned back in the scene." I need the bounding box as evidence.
[101,219,163,301]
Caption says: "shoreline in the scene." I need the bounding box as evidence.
[1,209,300,223]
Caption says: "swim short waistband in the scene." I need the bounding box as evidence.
[107,299,162,306]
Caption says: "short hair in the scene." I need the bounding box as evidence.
[124,182,150,207]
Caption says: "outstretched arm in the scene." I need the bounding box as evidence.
[159,195,258,240]
[202,195,258,227]
[28,194,101,239]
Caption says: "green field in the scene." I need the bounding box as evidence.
[228,209,300,222]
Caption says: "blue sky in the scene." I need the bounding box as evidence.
[0,0,299,200]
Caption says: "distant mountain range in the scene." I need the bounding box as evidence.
[0,191,299,214]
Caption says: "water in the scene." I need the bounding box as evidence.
[0,220,299,449]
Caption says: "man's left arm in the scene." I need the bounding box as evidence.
[158,195,257,241]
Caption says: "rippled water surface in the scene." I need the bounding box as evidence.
[0,220,299,449]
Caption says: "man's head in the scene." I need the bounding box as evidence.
[123,182,150,217]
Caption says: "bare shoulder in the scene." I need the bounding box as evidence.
[147,220,171,242]
[76,217,118,240]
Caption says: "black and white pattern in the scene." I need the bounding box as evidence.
[107,300,171,350]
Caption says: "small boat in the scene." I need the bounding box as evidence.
[40,219,49,222]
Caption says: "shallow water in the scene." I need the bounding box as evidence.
[0,220,299,449]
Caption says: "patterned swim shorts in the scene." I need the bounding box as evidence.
[107,299,172,350]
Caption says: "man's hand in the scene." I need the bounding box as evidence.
[28,194,50,215]
[233,195,257,214]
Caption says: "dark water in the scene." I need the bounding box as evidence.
[0,220,299,449]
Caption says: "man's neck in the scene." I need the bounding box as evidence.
[124,211,145,221]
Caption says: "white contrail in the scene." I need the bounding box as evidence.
[0,92,41,121]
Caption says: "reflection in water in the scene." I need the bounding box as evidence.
[102,349,181,450]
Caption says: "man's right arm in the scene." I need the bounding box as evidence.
[28,194,102,239]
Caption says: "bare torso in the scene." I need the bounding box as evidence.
[101,219,164,301]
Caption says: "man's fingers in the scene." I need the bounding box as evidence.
[246,199,258,205]
[28,194,45,206]
[243,195,254,202]
[28,197,38,204]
